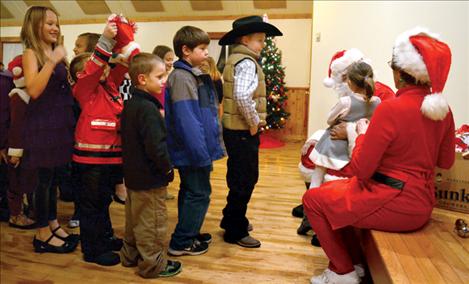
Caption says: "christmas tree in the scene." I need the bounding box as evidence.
[260,36,290,130]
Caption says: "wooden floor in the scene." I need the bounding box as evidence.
[0,142,329,283]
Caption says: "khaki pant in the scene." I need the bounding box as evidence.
[120,187,168,278]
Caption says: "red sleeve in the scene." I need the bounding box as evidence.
[109,63,128,88]
[8,95,28,149]
[349,103,396,180]
[437,111,456,169]
[73,45,111,106]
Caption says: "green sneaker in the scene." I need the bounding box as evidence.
[159,260,182,277]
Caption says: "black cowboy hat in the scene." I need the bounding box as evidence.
[219,15,283,46]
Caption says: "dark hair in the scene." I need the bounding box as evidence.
[173,26,210,58]
[78,33,100,52]
[152,45,173,60]
[389,60,419,86]
[347,61,375,100]
[128,52,164,86]
[70,52,91,83]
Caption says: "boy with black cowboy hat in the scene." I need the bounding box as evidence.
[219,15,282,248]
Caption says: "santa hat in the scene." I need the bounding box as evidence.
[107,14,140,62]
[392,27,452,121]
[7,55,30,103]
[323,48,369,88]
[8,55,25,88]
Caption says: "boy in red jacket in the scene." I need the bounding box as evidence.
[70,16,139,266]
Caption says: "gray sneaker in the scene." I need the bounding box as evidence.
[168,239,208,256]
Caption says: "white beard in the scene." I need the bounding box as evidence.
[333,83,352,98]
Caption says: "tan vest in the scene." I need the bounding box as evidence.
[222,44,267,130]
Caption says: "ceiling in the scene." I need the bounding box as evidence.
[1,0,313,26]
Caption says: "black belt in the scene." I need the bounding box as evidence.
[371,172,405,190]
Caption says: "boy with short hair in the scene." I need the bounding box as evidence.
[165,26,225,256]
[70,16,140,266]
[119,53,181,278]
[218,16,282,248]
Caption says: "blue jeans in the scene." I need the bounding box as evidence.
[169,165,212,250]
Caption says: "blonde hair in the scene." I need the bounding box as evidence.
[20,6,62,67]
[202,56,221,81]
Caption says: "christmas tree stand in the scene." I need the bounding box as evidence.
[260,131,285,149]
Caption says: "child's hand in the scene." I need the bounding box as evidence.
[356,119,369,135]
[50,45,66,64]
[0,149,7,164]
[250,125,258,136]
[9,156,21,168]
[103,22,118,40]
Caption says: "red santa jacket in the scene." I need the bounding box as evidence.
[72,44,127,165]
[307,85,455,229]
[7,90,29,158]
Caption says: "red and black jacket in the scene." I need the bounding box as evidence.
[72,39,127,165]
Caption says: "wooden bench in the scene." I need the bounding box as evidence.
[361,208,469,284]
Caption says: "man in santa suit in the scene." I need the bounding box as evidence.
[303,28,455,284]
[295,48,396,241]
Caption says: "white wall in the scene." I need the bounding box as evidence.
[0,18,311,87]
[309,1,469,135]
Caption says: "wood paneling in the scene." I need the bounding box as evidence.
[190,0,223,11]
[207,32,226,40]
[0,3,14,19]
[0,13,312,27]
[0,142,329,283]
[253,0,287,9]
[131,0,164,12]
[268,87,310,142]
[362,208,469,284]
[76,0,111,15]
[24,0,55,10]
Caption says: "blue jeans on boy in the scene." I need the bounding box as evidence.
[169,165,212,250]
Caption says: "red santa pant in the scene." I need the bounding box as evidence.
[302,187,430,274]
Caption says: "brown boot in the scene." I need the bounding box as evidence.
[236,235,261,248]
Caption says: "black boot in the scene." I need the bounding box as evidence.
[311,234,321,247]
[291,204,304,218]
[297,216,312,235]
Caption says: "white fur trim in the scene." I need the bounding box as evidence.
[421,93,449,121]
[12,66,22,76]
[392,27,440,83]
[122,42,140,59]
[8,148,23,157]
[324,174,347,182]
[8,88,30,104]
[298,162,314,182]
[310,129,326,142]
[329,48,366,88]
[323,77,335,88]
[13,77,25,88]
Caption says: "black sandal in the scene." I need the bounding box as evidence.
[33,234,76,253]
[51,226,80,244]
